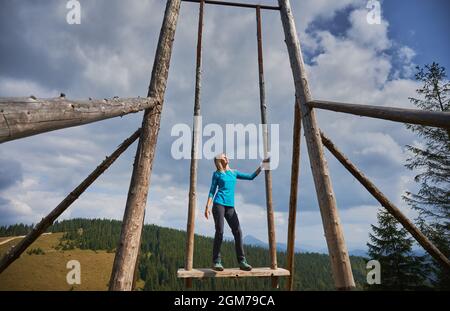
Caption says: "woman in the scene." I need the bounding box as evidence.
[204,153,269,271]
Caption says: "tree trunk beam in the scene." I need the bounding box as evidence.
[0,129,141,274]
[109,0,182,291]
[320,131,450,270]
[0,97,157,143]
[308,100,450,129]
[278,0,355,290]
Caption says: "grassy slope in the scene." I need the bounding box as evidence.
[0,233,121,291]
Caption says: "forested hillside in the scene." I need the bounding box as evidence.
[0,219,367,290]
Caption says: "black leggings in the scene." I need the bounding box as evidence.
[212,203,245,263]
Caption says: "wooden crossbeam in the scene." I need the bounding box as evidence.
[308,100,450,129]
[182,0,281,11]
[0,96,157,143]
[177,267,290,279]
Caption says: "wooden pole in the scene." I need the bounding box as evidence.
[277,0,355,290]
[320,131,450,270]
[286,100,301,291]
[185,0,204,289]
[0,96,156,143]
[308,100,450,129]
[256,6,278,289]
[109,0,182,291]
[0,129,141,274]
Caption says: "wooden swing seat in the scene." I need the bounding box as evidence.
[177,267,290,279]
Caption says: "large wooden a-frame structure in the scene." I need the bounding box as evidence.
[0,0,449,291]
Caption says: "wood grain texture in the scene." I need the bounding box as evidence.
[278,0,355,290]
[308,100,450,129]
[0,97,156,143]
[177,267,290,278]
[109,0,182,291]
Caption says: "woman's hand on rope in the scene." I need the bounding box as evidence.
[260,156,271,171]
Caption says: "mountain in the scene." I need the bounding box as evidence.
[242,235,324,254]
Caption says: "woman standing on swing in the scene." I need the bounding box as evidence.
[204,153,270,271]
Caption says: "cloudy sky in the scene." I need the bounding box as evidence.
[0,0,449,252]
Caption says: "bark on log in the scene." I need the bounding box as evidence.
[320,131,450,270]
[0,96,157,143]
[286,101,301,291]
[0,129,141,274]
[278,0,355,290]
[308,100,450,129]
[109,0,182,291]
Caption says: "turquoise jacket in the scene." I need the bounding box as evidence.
[208,169,257,207]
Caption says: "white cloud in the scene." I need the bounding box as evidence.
[0,76,58,97]
[347,8,391,52]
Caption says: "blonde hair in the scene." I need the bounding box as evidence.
[214,153,226,172]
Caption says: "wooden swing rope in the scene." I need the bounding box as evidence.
[185,0,204,289]
[256,5,278,288]
[0,129,142,274]
[320,131,450,270]
[286,100,302,291]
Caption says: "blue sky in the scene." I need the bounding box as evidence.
[0,0,448,253]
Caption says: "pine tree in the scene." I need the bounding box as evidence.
[367,209,428,290]
[402,62,450,289]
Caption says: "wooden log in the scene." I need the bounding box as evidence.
[185,0,204,289]
[278,0,355,290]
[256,6,278,289]
[320,131,450,270]
[286,100,301,291]
[177,267,290,278]
[0,129,141,274]
[109,0,182,291]
[0,96,157,143]
[308,100,450,129]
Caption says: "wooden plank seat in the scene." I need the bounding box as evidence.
[177,267,290,279]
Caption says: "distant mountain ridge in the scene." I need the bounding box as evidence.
[229,234,369,257]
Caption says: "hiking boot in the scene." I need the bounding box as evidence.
[212,261,224,271]
[239,258,252,271]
